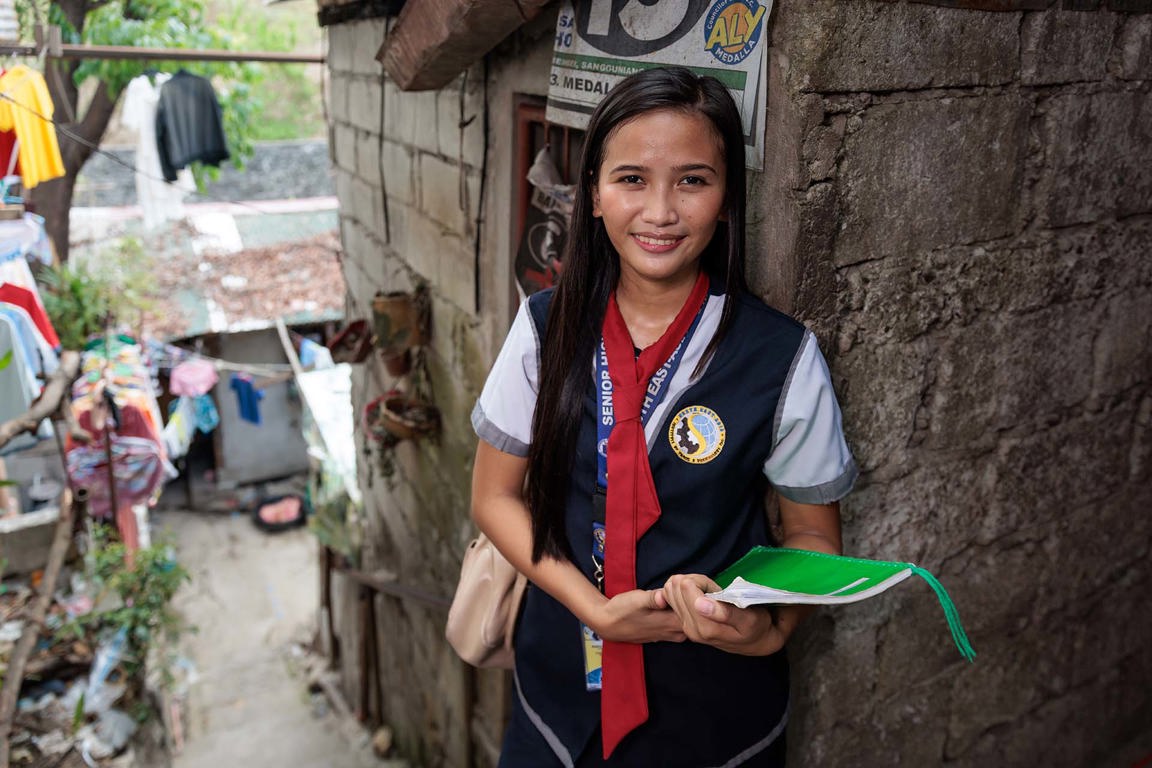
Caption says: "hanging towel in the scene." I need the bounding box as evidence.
[0,65,65,188]
[155,71,230,182]
[230,373,263,425]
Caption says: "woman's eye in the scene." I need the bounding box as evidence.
[681,176,706,186]
[619,175,643,184]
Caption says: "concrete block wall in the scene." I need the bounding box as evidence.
[757,2,1152,766]
[326,17,493,768]
[325,13,559,766]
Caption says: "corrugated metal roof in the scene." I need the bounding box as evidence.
[144,230,346,341]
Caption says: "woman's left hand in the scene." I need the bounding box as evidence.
[658,574,790,656]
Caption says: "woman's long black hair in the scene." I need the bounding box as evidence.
[526,66,749,562]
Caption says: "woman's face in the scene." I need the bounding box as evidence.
[592,108,727,291]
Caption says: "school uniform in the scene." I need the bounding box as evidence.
[472,284,857,767]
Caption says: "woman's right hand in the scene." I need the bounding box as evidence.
[588,589,687,644]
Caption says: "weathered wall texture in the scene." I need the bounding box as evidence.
[325,2,1151,767]
[324,16,555,767]
[759,2,1152,766]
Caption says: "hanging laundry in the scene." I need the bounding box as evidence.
[0,128,18,178]
[160,391,220,461]
[0,281,60,348]
[0,212,52,266]
[155,71,230,183]
[299,337,334,370]
[0,245,42,293]
[0,301,57,376]
[192,393,220,433]
[67,342,174,523]
[0,65,66,188]
[169,357,218,397]
[162,396,196,460]
[0,313,44,454]
[229,373,263,425]
[67,436,169,518]
[121,74,196,230]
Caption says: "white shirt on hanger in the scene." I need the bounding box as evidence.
[121,74,197,231]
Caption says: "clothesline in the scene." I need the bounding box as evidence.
[211,358,295,376]
[151,342,310,377]
[0,83,279,217]
[153,350,295,376]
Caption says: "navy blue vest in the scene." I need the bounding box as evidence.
[515,288,804,766]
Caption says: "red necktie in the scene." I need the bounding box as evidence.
[599,270,710,758]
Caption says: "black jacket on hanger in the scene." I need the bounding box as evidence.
[155,71,230,182]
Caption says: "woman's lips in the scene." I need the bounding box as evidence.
[631,233,684,253]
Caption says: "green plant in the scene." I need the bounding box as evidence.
[55,527,191,679]
[39,236,157,349]
[38,262,108,351]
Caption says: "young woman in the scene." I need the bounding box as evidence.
[471,67,857,767]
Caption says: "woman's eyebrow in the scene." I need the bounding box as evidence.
[606,163,719,174]
[607,164,647,174]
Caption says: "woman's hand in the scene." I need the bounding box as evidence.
[588,589,687,645]
[659,574,791,656]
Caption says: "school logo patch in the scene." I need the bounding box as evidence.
[668,406,726,464]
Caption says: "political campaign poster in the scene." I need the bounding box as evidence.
[545,0,773,169]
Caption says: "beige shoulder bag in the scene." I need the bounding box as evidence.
[445,533,528,669]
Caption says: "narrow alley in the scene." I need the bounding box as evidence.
[158,506,390,768]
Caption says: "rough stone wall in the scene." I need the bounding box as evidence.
[324,16,555,767]
[756,2,1152,766]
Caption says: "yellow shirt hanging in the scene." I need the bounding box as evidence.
[0,65,66,188]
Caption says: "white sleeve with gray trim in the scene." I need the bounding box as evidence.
[764,330,858,504]
[471,301,540,457]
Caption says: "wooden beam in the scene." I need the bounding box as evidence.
[377,0,551,91]
[335,560,452,608]
[0,42,325,64]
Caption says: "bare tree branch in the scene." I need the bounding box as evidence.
[0,492,74,768]
[0,351,81,451]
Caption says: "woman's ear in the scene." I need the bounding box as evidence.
[591,186,602,218]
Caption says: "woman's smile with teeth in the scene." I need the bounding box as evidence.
[634,234,682,247]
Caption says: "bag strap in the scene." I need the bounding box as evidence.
[502,572,529,655]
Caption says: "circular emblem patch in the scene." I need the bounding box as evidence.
[668,406,726,464]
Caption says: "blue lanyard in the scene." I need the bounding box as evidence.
[594,299,707,490]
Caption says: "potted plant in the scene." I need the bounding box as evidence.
[363,389,440,444]
[372,289,428,360]
[327,319,374,364]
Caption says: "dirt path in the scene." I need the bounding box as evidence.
[157,509,385,768]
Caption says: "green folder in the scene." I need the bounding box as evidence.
[711,547,976,662]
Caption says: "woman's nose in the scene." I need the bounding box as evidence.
[642,188,678,226]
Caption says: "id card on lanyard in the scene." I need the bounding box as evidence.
[580,300,706,691]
